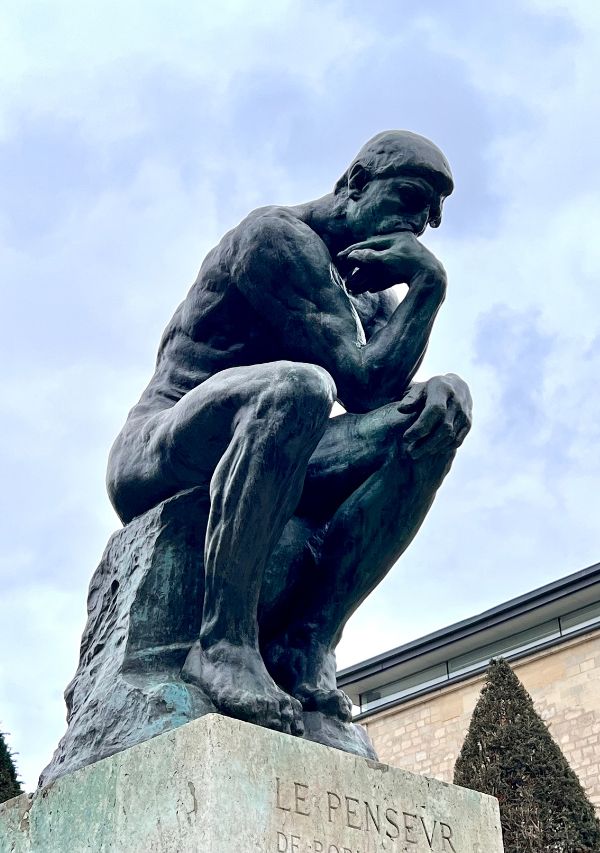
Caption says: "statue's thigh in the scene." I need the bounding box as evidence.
[111,360,331,521]
[153,360,321,485]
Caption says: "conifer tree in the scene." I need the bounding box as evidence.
[0,729,22,804]
[454,658,600,853]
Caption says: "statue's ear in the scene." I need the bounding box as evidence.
[347,163,370,199]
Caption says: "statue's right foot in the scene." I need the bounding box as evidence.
[182,639,304,736]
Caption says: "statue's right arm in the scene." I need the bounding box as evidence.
[232,210,446,413]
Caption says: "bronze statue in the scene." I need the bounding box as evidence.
[42,131,472,782]
[108,129,471,730]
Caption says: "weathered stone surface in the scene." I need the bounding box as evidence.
[3,714,503,852]
[40,488,214,785]
[41,491,374,786]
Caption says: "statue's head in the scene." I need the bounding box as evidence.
[335,130,453,240]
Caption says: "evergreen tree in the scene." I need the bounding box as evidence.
[0,729,22,804]
[454,658,600,853]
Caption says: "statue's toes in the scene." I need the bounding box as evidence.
[225,689,259,722]
[277,694,304,736]
[319,688,352,721]
[262,696,287,731]
[241,692,302,737]
[296,685,353,722]
[289,696,305,737]
[336,690,353,722]
[276,697,292,734]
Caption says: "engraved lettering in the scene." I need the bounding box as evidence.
[385,807,400,839]
[276,778,291,812]
[313,842,323,853]
[403,812,418,844]
[365,801,380,833]
[345,796,362,830]
[294,782,311,816]
[328,846,339,853]
[291,835,300,852]
[421,817,437,849]
[277,831,288,851]
[343,848,353,853]
[440,822,457,853]
[327,791,341,822]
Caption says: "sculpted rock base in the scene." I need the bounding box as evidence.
[40,490,375,786]
[3,715,504,852]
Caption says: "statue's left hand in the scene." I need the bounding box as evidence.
[397,374,472,459]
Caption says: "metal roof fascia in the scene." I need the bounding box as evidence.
[337,562,600,687]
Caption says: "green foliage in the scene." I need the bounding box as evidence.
[0,729,22,804]
[454,658,600,853]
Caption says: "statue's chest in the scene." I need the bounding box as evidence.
[329,263,367,346]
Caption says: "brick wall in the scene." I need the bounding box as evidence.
[362,629,600,810]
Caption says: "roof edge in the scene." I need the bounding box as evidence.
[337,561,600,685]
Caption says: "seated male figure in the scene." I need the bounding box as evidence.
[107,130,472,737]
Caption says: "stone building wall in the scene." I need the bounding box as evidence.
[362,628,600,811]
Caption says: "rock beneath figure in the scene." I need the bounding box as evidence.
[40,489,375,785]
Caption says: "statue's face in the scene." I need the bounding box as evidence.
[345,172,444,242]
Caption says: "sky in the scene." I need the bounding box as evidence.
[1,0,600,791]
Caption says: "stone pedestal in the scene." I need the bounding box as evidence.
[1,714,503,852]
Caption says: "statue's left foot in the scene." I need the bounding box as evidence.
[264,638,353,722]
[294,684,353,722]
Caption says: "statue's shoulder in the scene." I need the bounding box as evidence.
[182,205,324,323]
[241,204,299,227]
[231,205,326,282]
[236,204,317,248]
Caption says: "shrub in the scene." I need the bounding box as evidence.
[454,658,600,853]
[0,729,22,804]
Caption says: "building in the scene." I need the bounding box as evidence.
[338,562,600,810]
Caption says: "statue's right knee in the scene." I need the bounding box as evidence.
[273,362,336,440]
[272,361,336,419]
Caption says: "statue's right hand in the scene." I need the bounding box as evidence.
[337,231,446,292]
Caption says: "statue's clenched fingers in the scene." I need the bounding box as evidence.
[455,423,471,447]
[408,422,453,459]
[404,400,446,449]
[404,383,473,459]
[444,373,473,418]
[397,382,426,413]
[453,405,471,433]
